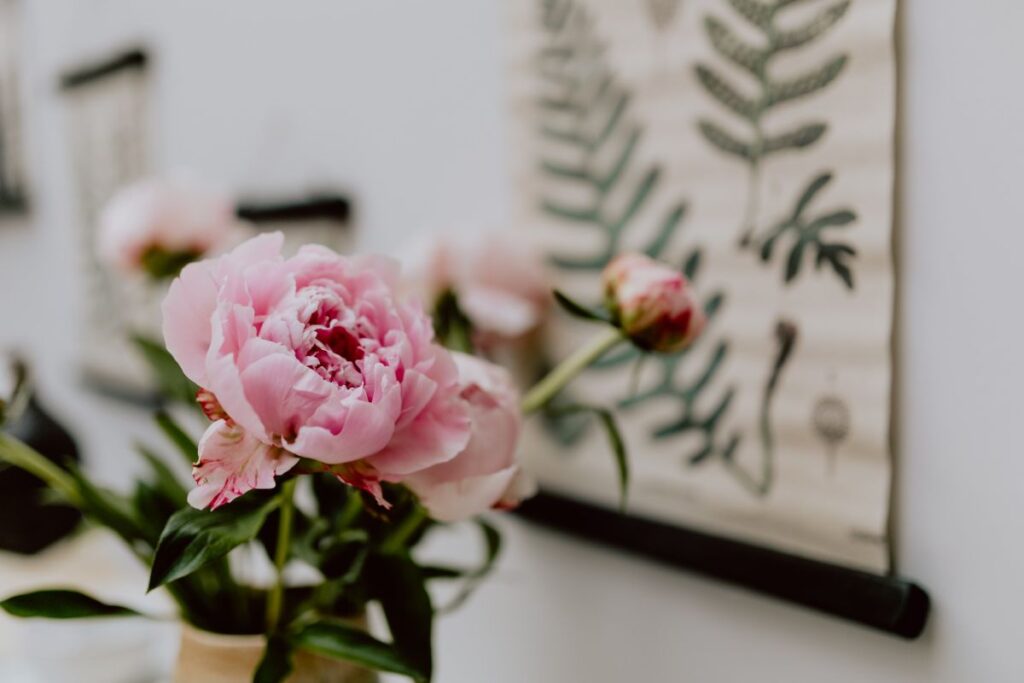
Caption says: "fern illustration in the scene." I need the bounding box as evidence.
[534,0,805,498]
[695,0,851,246]
[758,172,856,289]
[537,0,684,270]
[535,0,740,471]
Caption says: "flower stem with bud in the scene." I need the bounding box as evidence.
[520,327,626,415]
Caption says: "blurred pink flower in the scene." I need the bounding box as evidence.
[97,175,247,278]
[406,352,534,521]
[421,233,550,343]
[162,232,472,509]
[602,253,706,354]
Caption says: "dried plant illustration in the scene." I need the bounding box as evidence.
[535,0,740,473]
[533,0,819,498]
[758,172,856,289]
[695,0,852,247]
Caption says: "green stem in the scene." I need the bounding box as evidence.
[380,505,427,554]
[521,328,626,415]
[0,433,81,506]
[266,478,297,633]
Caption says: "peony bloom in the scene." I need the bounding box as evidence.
[162,232,472,509]
[98,175,248,278]
[602,253,706,354]
[417,232,550,344]
[405,352,534,521]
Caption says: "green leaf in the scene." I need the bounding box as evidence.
[368,553,434,680]
[1,590,143,619]
[762,123,827,156]
[443,520,502,612]
[137,445,188,501]
[254,634,294,683]
[698,120,753,160]
[548,404,629,510]
[149,495,279,591]
[432,289,475,354]
[694,65,758,121]
[66,465,145,544]
[776,1,851,51]
[132,335,198,405]
[294,620,426,681]
[705,16,765,76]
[553,290,611,324]
[155,411,199,467]
[766,55,849,108]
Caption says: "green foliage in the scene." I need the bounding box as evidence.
[293,620,427,681]
[149,494,279,591]
[553,289,612,324]
[758,172,857,289]
[138,246,202,280]
[254,635,294,683]
[536,0,687,270]
[431,289,474,354]
[0,589,144,619]
[441,519,502,612]
[154,411,199,466]
[368,553,434,680]
[548,403,630,509]
[132,334,199,406]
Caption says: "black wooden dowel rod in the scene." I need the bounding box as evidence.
[515,491,930,639]
[59,49,148,90]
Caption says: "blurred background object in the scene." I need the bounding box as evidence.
[0,355,80,554]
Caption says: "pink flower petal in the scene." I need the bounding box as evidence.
[188,420,298,510]
[162,260,220,385]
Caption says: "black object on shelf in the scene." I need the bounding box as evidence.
[516,491,929,640]
[0,361,82,554]
[237,195,351,225]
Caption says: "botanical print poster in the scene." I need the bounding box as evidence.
[506,0,897,571]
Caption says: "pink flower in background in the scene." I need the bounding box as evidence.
[162,232,472,509]
[406,352,534,521]
[98,175,248,278]
[602,253,706,354]
[419,232,551,344]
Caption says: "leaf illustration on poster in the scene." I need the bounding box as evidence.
[507,0,897,571]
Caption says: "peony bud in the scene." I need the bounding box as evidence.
[602,253,706,353]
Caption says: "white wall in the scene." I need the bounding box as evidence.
[1,1,1022,681]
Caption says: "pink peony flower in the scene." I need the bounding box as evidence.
[98,175,248,278]
[162,232,472,509]
[405,352,534,522]
[602,253,706,354]
[418,232,550,343]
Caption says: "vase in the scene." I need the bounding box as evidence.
[174,623,378,683]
